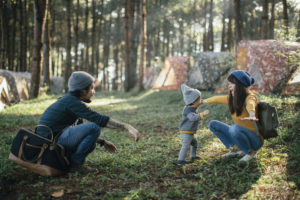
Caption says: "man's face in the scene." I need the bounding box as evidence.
[81,83,95,102]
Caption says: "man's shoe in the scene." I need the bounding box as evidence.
[221,150,244,158]
[69,163,97,174]
[191,156,201,162]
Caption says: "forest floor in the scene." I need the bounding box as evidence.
[0,89,300,200]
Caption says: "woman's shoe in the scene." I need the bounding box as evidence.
[221,150,244,158]
[238,153,256,162]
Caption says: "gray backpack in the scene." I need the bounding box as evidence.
[255,102,279,139]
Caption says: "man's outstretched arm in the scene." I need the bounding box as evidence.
[105,118,140,142]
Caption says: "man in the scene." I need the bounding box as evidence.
[37,71,140,173]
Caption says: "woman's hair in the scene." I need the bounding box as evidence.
[70,84,92,103]
[227,74,249,116]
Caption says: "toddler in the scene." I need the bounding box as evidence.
[177,84,209,165]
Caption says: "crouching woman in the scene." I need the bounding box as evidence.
[203,70,263,162]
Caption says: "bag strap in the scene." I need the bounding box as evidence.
[19,135,48,163]
[35,125,54,141]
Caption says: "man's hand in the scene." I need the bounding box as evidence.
[103,140,118,153]
[125,124,140,142]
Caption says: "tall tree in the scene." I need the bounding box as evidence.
[227,0,233,50]
[74,0,80,71]
[261,0,269,39]
[42,2,50,88]
[64,0,72,89]
[139,0,146,91]
[208,0,214,51]
[202,0,208,51]
[297,11,300,42]
[269,0,275,39]
[30,0,48,98]
[282,0,289,38]
[220,0,226,51]
[124,0,132,91]
[91,0,97,75]
[234,0,242,44]
[84,0,89,72]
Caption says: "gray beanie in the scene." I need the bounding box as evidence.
[181,84,201,105]
[68,71,95,92]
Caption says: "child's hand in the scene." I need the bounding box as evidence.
[203,110,209,116]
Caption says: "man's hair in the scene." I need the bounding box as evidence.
[70,84,92,103]
[227,74,249,116]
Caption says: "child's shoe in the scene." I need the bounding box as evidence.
[191,156,201,162]
[174,160,190,166]
[221,150,244,158]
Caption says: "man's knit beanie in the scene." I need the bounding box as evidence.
[68,71,95,92]
[231,70,255,88]
[181,84,201,105]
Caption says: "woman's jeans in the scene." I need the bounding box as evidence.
[58,122,100,165]
[209,120,263,154]
[178,134,198,161]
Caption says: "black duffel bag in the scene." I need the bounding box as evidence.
[9,125,70,176]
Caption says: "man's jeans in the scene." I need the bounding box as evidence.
[58,122,100,165]
[209,120,263,154]
[178,133,198,161]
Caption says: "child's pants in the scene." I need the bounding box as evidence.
[178,133,198,161]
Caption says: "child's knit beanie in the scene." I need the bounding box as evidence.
[231,70,255,88]
[68,71,95,92]
[181,84,201,105]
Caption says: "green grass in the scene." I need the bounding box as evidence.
[0,89,299,199]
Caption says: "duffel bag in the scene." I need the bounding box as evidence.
[8,125,70,176]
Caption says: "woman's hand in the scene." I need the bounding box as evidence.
[200,99,207,104]
[125,124,140,142]
[241,111,258,121]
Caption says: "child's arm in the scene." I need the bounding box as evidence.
[199,110,210,119]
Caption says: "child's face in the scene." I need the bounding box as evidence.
[190,97,202,108]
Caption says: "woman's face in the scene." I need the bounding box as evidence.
[81,83,96,101]
[228,81,235,96]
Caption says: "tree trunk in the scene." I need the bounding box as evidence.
[221,6,226,51]
[261,0,269,39]
[297,11,300,42]
[139,0,146,91]
[234,0,242,45]
[84,0,89,72]
[74,0,79,71]
[124,0,132,91]
[208,0,214,51]
[202,0,208,51]
[269,0,275,39]
[64,0,72,89]
[42,5,50,88]
[0,1,3,69]
[50,0,56,76]
[91,0,97,75]
[10,3,17,71]
[227,0,233,50]
[30,0,47,98]
[282,0,289,39]
[103,14,112,90]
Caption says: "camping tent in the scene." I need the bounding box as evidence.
[152,56,190,90]
[187,52,235,90]
[215,40,300,94]
[0,76,10,110]
[281,65,300,96]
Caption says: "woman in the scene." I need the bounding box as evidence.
[203,70,263,162]
[37,71,140,173]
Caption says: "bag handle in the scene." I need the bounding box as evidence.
[35,125,54,141]
[19,135,48,163]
